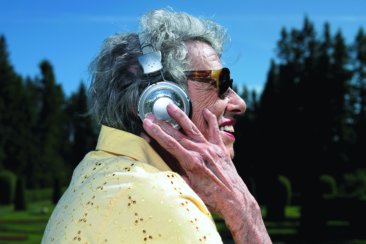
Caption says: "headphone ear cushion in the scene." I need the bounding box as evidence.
[151,96,175,121]
[138,81,190,128]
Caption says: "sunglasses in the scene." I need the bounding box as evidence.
[185,67,233,99]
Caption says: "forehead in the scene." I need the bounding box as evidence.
[185,41,222,70]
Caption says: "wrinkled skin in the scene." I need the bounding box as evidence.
[143,41,271,244]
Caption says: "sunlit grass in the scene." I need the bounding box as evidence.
[0,201,53,244]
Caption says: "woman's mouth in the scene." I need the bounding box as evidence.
[219,125,234,133]
[219,123,235,139]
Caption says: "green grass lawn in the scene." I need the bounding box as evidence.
[0,201,53,244]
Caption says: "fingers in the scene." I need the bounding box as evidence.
[143,115,201,172]
[166,103,206,142]
[203,108,223,145]
[143,107,233,194]
[143,115,188,160]
[145,113,198,150]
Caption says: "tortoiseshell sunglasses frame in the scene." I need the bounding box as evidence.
[185,67,233,99]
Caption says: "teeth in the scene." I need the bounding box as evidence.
[219,125,234,133]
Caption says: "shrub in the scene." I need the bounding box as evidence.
[266,175,292,221]
[341,168,366,199]
[278,175,293,206]
[0,170,16,204]
[25,188,53,202]
[320,174,338,198]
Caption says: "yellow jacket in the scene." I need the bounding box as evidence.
[42,125,222,243]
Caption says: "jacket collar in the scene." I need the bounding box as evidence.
[96,125,171,171]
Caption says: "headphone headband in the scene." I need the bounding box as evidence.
[137,34,163,75]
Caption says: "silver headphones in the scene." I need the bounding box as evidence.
[137,35,190,128]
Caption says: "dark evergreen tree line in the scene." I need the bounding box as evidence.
[234,17,366,237]
[0,35,97,189]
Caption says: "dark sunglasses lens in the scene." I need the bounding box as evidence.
[218,68,232,97]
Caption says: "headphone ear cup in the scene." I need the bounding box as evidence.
[138,81,190,128]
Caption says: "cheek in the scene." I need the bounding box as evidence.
[190,95,225,134]
[190,94,214,133]
[188,82,226,135]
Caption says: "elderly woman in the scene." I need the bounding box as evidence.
[42,9,271,244]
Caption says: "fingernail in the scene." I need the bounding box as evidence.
[167,103,179,114]
[145,112,154,120]
[143,116,153,127]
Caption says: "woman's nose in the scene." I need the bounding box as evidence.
[226,89,246,115]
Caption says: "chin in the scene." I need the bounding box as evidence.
[230,151,235,159]
[226,145,235,159]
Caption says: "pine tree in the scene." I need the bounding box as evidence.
[35,60,67,187]
[23,77,43,188]
[329,30,353,168]
[353,28,366,168]
[0,35,36,177]
[0,36,8,168]
[65,82,97,170]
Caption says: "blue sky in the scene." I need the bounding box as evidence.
[1,0,365,96]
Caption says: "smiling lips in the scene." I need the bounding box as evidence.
[220,125,234,133]
[219,120,236,138]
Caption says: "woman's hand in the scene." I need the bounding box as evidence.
[143,103,271,244]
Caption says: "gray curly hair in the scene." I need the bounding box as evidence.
[88,9,228,135]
